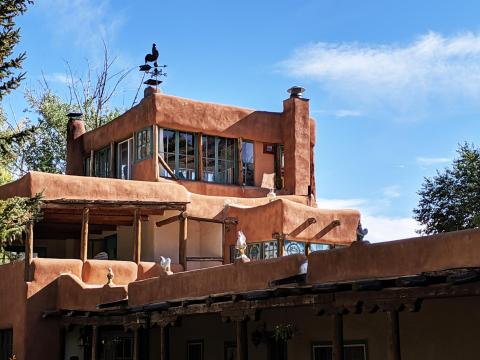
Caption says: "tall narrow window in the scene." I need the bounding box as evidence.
[135,127,152,161]
[159,128,196,180]
[94,147,110,178]
[0,328,13,360]
[202,135,236,184]
[274,144,285,189]
[117,138,133,180]
[242,141,254,186]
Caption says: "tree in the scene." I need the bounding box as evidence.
[414,143,480,235]
[0,0,34,172]
[15,48,128,175]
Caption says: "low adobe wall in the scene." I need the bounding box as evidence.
[129,254,306,306]
[307,228,480,284]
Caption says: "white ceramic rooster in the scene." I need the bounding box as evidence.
[236,230,250,262]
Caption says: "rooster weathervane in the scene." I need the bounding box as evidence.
[140,43,167,88]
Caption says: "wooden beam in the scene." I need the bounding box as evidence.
[235,319,248,360]
[158,154,178,180]
[179,217,188,270]
[89,150,94,176]
[288,217,316,238]
[332,313,344,360]
[24,223,33,281]
[311,220,341,242]
[156,213,186,227]
[133,209,141,264]
[387,310,401,360]
[197,133,203,181]
[91,325,98,360]
[80,208,89,262]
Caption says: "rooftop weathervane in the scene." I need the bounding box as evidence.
[132,43,167,107]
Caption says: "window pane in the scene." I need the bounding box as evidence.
[263,241,278,259]
[247,243,262,261]
[310,243,330,252]
[242,142,254,164]
[284,241,305,256]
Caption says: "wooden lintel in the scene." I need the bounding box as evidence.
[311,220,341,242]
[80,208,89,262]
[158,155,178,180]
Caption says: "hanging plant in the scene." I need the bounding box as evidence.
[273,324,297,342]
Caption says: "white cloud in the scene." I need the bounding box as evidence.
[317,197,419,243]
[42,73,72,85]
[416,156,451,166]
[312,109,363,118]
[281,32,480,118]
[382,185,401,199]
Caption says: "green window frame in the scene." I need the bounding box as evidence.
[159,128,197,180]
[135,126,153,161]
[94,147,110,178]
[202,135,237,184]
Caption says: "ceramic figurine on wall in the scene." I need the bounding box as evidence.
[160,256,173,275]
[236,230,250,263]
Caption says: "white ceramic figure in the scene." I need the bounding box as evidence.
[236,230,250,262]
[160,256,173,275]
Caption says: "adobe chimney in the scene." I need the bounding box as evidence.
[66,112,86,175]
[282,87,312,196]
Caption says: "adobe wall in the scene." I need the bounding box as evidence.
[0,262,27,360]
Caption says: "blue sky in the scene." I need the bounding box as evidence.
[6,0,480,241]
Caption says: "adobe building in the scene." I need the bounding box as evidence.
[0,86,479,360]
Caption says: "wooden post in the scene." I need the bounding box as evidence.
[387,310,401,360]
[89,149,94,176]
[278,234,285,257]
[160,325,168,360]
[332,313,344,360]
[235,320,248,360]
[80,208,89,262]
[91,325,98,360]
[179,216,188,270]
[133,327,140,360]
[133,209,142,264]
[197,133,203,181]
[153,125,159,180]
[24,223,33,281]
[109,141,115,178]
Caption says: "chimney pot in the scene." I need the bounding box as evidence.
[67,112,83,120]
[287,86,305,98]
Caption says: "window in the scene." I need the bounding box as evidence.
[135,127,152,161]
[202,135,236,184]
[94,147,110,178]
[274,144,285,190]
[312,342,367,360]
[117,138,133,180]
[159,128,196,180]
[284,240,305,256]
[310,243,331,252]
[242,141,254,186]
[229,240,279,263]
[187,340,203,360]
[0,329,13,360]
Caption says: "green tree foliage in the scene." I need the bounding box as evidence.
[0,0,34,170]
[414,143,480,235]
[0,193,42,263]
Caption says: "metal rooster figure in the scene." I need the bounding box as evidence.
[131,43,168,107]
[140,43,167,88]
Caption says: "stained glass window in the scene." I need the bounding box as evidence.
[284,240,305,256]
[247,243,262,261]
[263,241,278,259]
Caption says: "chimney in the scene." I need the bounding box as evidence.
[282,86,311,196]
[66,112,86,175]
